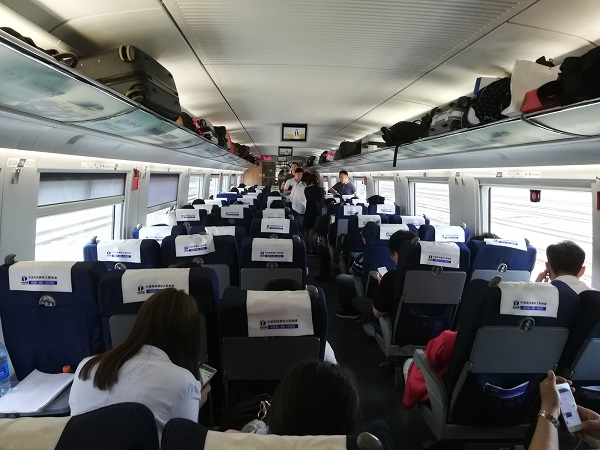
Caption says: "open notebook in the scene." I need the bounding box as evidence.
[0,369,74,413]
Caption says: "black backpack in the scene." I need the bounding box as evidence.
[469,77,512,125]
[305,156,316,167]
[334,140,361,160]
[381,111,434,167]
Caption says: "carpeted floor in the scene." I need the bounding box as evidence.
[305,254,436,450]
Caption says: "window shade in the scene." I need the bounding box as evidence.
[38,173,126,207]
[147,173,179,208]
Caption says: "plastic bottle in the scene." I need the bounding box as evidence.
[0,342,11,397]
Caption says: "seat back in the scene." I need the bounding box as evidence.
[162,418,394,450]
[175,208,206,227]
[160,235,239,297]
[240,237,306,290]
[219,286,326,400]
[558,290,600,410]
[0,260,107,379]
[334,204,367,236]
[377,241,469,357]
[55,403,159,450]
[220,206,253,234]
[132,225,176,243]
[367,204,400,216]
[418,224,470,242]
[363,224,418,276]
[189,225,246,251]
[217,192,240,205]
[467,239,536,283]
[445,279,580,426]
[249,218,299,239]
[84,238,162,270]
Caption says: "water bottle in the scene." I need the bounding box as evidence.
[0,342,11,397]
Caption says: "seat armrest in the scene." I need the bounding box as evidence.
[413,349,449,426]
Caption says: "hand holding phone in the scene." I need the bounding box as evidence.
[557,382,582,432]
[199,364,217,387]
[377,266,388,277]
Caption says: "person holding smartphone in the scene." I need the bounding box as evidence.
[529,370,600,450]
[69,288,211,440]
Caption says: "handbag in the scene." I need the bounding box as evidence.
[381,110,434,167]
[502,59,560,116]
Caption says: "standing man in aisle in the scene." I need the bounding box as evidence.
[329,170,357,196]
[280,162,299,191]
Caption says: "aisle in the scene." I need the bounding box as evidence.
[305,255,434,450]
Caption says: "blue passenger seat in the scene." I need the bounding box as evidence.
[414,278,580,442]
[84,238,162,270]
[467,239,536,283]
[0,259,107,379]
[239,237,306,290]
[249,218,299,239]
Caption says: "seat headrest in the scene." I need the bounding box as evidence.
[221,206,245,219]
[174,234,215,257]
[433,225,465,242]
[175,209,201,222]
[498,281,559,318]
[418,241,461,268]
[121,269,190,304]
[97,240,143,264]
[261,218,290,234]
[137,225,172,242]
[484,238,527,251]
[203,226,236,236]
[379,224,409,240]
[8,261,75,292]
[246,290,314,337]
[376,204,396,214]
[400,215,425,226]
[251,238,294,262]
[357,215,381,228]
[343,205,362,216]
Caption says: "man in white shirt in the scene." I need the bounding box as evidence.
[535,240,592,294]
[284,167,303,195]
[289,171,308,215]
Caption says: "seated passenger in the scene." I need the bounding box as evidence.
[238,183,246,189]
[192,198,205,205]
[529,371,600,450]
[203,213,223,226]
[535,240,591,294]
[69,288,209,439]
[244,361,359,436]
[180,204,195,209]
[230,187,239,193]
[269,191,282,198]
[269,199,286,209]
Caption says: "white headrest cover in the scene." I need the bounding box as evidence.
[434,226,465,242]
[251,238,294,262]
[204,431,345,450]
[343,205,361,216]
[261,218,291,234]
[121,269,190,304]
[484,238,527,251]
[262,209,286,219]
[138,226,171,242]
[418,241,460,268]
[379,224,409,240]
[98,239,142,263]
[175,209,200,222]
[204,226,236,236]
[499,281,559,317]
[221,206,245,219]
[357,215,381,228]
[193,204,213,212]
[8,261,75,292]
[246,290,314,337]
[376,204,396,214]
[400,215,425,226]
[175,234,215,257]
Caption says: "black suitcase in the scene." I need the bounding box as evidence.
[334,140,361,160]
[429,96,470,136]
[77,45,180,120]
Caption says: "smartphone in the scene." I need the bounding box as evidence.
[199,364,217,387]
[557,382,582,432]
[377,266,388,277]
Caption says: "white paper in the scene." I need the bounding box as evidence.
[343,205,362,216]
[137,225,172,242]
[247,290,314,337]
[251,238,294,262]
[238,198,254,205]
[174,234,216,257]
[357,215,381,228]
[8,261,75,293]
[121,269,190,304]
[377,266,388,276]
[203,199,223,206]
[204,226,236,236]
[484,238,527,251]
[400,215,426,226]
[262,209,286,219]
[243,193,259,198]
[434,226,465,242]
[260,218,291,234]
[376,204,396,214]
[193,204,214,212]
[97,239,142,264]
[499,281,559,318]
[379,224,409,240]
[175,209,201,222]
[221,206,244,219]
[0,369,73,413]
[418,241,460,268]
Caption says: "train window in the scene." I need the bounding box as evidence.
[147,174,179,208]
[413,182,450,225]
[489,186,592,285]
[377,179,395,204]
[330,176,337,187]
[36,204,117,261]
[322,177,329,190]
[221,174,229,192]
[208,175,219,197]
[188,175,205,202]
[38,173,125,206]
[354,178,367,202]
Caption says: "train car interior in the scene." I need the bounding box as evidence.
[0,0,599,449]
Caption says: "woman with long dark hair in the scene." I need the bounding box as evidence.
[303,172,324,254]
[69,288,209,437]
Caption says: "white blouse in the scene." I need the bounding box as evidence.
[69,345,201,438]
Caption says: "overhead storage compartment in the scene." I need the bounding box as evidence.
[0,29,253,171]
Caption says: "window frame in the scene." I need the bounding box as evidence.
[188,174,206,203]
[375,177,395,203]
[409,178,450,225]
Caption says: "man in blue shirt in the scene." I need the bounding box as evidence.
[328,170,357,196]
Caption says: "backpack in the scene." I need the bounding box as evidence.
[468,77,512,125]
[381,111,434,167]
[334,140,361,160]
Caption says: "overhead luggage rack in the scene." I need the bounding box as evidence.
[315,98,600,172]
[0,29,253,170]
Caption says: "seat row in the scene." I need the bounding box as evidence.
[0,260,329,407]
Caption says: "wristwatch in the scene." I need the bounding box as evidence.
[538,410,560,429]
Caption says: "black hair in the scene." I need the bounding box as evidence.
[263,278,303,291]
[546,240,585,276]
[270,200,286,209]
[238,183,246,188]
[471,232,500,240]
[180,204,195,209]
[248,187,256,193]
[360,221,376,239]
[300,172,312,184]
[203,214,223,227]
[269,191,282,198]
[339,170,349,176]
[294,168,304,174]
[388,229,417,254]
[266,361,360,436]
[191,198,205,205]
[230,187,239,193]
[168,261,200,268]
